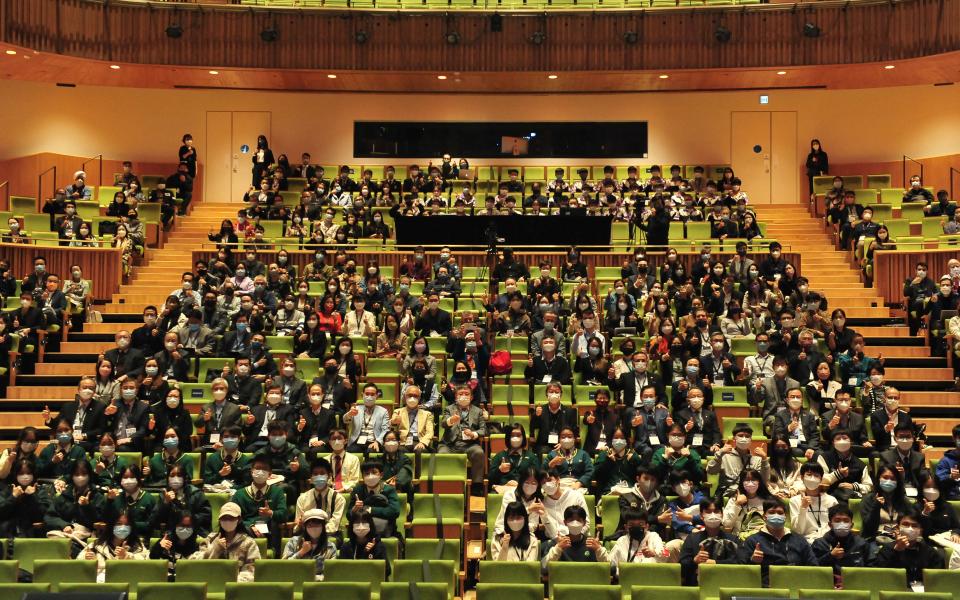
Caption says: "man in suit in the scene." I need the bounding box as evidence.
[54,202,84,240]
[104,378,150,452]
[194,378,243,446]
[391,385,434,452]
[43,376,106,452]
[879,423,926,495]
[154,331,190,382]
[530,383,578,454]
[297,153,317,180]
[344,383,390,453]
[624,384,670,460]
[273,357,308,409]
[103,330,145,382]
[674,387,722,456]
[415,292,452,337]
[295,383,340,452]
[439,384,487,494]
[772,387,820,460]
[787,329,827,384]
[132,306,164,357]
[524,337,571,385]
[749,357,800,432]
[700,331,741,386]
[243,384,297,452]
[38,273,68,329]
[177,309,217,361]
[310,356,355,418]
[869,386,914,449]
[226,357,263,410]
[607,351,667,407]
[820,390,869,448]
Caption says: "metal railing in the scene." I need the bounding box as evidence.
[37,165,58,212]
[80,154,103,187]
[902,155,924,188]
[950,166,960,202]
[0,181,8,212]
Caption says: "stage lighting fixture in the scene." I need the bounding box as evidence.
[803,22,821,38]
[529,30,546,45]
[165,24,183,39]
[260,27,279,43]
[445,31,461,45]
[714,25,731,43]
[623,31,638,44]
[355,30,369,44]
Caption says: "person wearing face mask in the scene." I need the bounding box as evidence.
[391,386,434,453]
[615,465,666,536]
[42,377,106,453]
[543,504,606,563]
[281,508,338,578]
[446,330,490,401]
[37,418,89,481]
[700,332,741,387]
[242,388,297,452]
[935,424,960,501]
[805,361,843,418]
[496,292,533,337]
[678,498,741,584]
[0,460,49,538]
[170,273,202,312]
[671,356,713,415]
[103,379,151,452]
[489,425,540,492]
[195,378,242,447]
[44,459,104,542]
[153,331,189,383]
[609,508,667,569]
[570,310,606,362]
[347,460,401,539]
[377,430,413,494]
[707,424,771,498]
[861,465,911,543]
[144,426,194,487]
[257,419,307,501]
[869,387,913,450]
[914,471,960,542]
[574,337,611,386]
[786,462,837,542]
[837,334,880,393]
[0,427,41,484]
[876,511,945,582]
[664,471,706,543]
[810,504,868,575]
[818,429,873,503]
[772,387,820,460]
[608,350,667,408]
[737,500,816,585]
[137,358,172,407]
[859,365,890,415]
[674,387,722,456]
[105,465,157,540]
[415,292,453,338]
[152,464,212,538]
[581,390,624,460]
[295,459,345,540]
[230,455,287,554]
[651,424,704,483]
[531,384,578,455]
[623,385,670,461]
[339,511,390,575]
[879,423,926,495]
[274,358,308,410]
[150,512,201,580]
[344,383,390,453]
[177,310,216,361]
[296,383,339,452]
[202,425,252,489]
[785,329,826,385]
[924,275,959,356]
[310,357,355,418]
[491,501,540,561]
[902,261,938,336]
[103,330,146,382]
[82,510,149,577]
[220,358,261,411]
[439,386,487,493]
[193,501,260,581]
[528,262,561,305]
[750,357,800,433]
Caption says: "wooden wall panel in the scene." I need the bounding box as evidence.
[873,248,959,305]
[2,0,959,72]
[1,243,122,301]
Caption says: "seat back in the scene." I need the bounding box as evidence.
[799,591,870,600]
[618,563,680,597]
[393,559,456,599]
[923,570,960,599]
[720,588,789,600]
[324,559,387,594]
[478,559,540,584]
[698,564,761,600]
[0,561,15,583]
[303,582,372,600]
[34,559,96,590]
[404,538,461,562]
[254,558,316,592]
[10,538,71,573]
[226,581,295,600]
[477,583,543,600]
[176,558,238,593]
[633,586,701,600]
[104,559,168,589]
[879,594,951,600]
[381,582,448,600]
[547,562,610,597]
[554,584,620,600]
[769,565,834,597]
[139,582,207,600]
[842,567,907,600]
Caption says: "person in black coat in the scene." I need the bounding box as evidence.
[274,358,309,410]
[9,292,46,372]
[810,504,868,575]
[581,389,622,456]
[103,331,146,382]
[414,293,452,337]
[242,388,297,452]
[679,499,740,585]
[700,332,741,386]
[869,389,914,449]
[878,423,927,493]
[226,358,264,410]
[874,510,945,583]
[178,133,198,178]
[638,201,670,247]
[251,135,275,186]
[132,306,165,357]
[607,351,668,407]
[153,334,190,383]
[530,384,578,454]
[295,384,340,451]
[150,388,194,454]
[43,377,106,452]
[805,139,829,200]
[524,343,572,385]
[674,390,722,456]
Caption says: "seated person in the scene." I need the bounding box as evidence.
[915,471,960,539]
[296,383,338,451]
[616,466,667,539]
[493,467,554,537]
[295,457,346,537]
[650,423,704,483]
[491,501,541,561]
[707,423,770,498]
[150,512,201,579]
[861,464,912,544]
[327,429,360,494]
[347,460,402,540]
[810,504,868,575]
[772,386,820,460]
[44,460,104,542]
[345,383,390,453]
[143,427,193,487]
[818,429,873,503]
[202,426,251,489]
[379,430,413,495]
[543,426,594,490]
[878,423,926,497]
[152,464,212,537]
[542,505,607,564]
[874,510,945,584]
[665,470,707,547]
[489,423,540,492]
[281,508,338,579]
[0,460,49,538]
[194,378,242,447]
[105,465,157,540]
[722,468,775,541]
[787,462,838,542]
[820,390,870,448]
[767,434,803,498]
[339,511,391,577]
[524,337,571,385]
[80,509,149,577]
[609,508,669,569]
[674,387,722,457]
[531,383,578,454]
[678,499,740,585]
[254,420,307,507]
[37,418,88,481]
[230,455,287,552]
[242,388,297,452]
[438,385,486,494]
[391,385,434,452]
[593,427,642,496]
[193,501,260,581]
[737,499,816,586]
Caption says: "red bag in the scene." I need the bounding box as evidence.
[488,350,513,375]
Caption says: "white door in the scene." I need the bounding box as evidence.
[771,111,799,204]
[731,111,772,205]
[204,111,272,203]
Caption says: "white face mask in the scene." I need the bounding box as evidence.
[306,525,324,539]
[542,481,558,496]
[212,389,227,401]
[166,396,180,409]
[703,513,723,528]
[559,437,575,450]
[923,488,940,501]
[833,439,851,453]
[220,519,238,533]
[352,523,371,538]
[251,469,268,485]
[803,476,822,491]
[384,440,399,453]
[507,518,526,532]
[16,474,33,486]
[566,521,584,536]
[121,478,138,492]
[509,436,523,449]
[674,483,691,497]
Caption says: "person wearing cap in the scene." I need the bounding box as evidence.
[193,501,260,581]
[281,508,338,578]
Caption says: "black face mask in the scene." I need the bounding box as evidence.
[628,526,646,540]
[324,365,338,376]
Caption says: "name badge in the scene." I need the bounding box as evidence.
[798,432,806,442]
[253,522,270,535]
[125,427,137,437]
[692,434,704,447]
[73,432,83,442]
[904,485,918,498]
[548,433,559,445]
[356,435,368,445]
[847,377,858,386]
[595,442,607,452]
[714,377,725,386]
[789,438,800,448]
[210,433,221,444]
[542,374,552,383]
[648,435,660,446]
[461,430,471,441]
[309,436,319,446]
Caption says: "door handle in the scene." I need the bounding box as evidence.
[763,154,771,174]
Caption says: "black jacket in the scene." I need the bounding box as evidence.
[46,399,107,446]
[103,347,146,380]
[810,530,868,573]
[530,405,578,450]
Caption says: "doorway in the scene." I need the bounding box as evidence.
[205,111,272,203]
[730,111,798,204]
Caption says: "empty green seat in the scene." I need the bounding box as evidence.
[800,592,869,600]
[381,582,448,600]
[60,582,128,594]
[254,559,315,593]
[721,589,789,600]
[393,560,456,599]
[477,583,542,600]
[324,560,386,596]
[105,559,168,590]
[478,560,539,584]
[618,563,680,597]
[634,586,700,600]
[842,567,907,600]
[0,582,49,596]
[410,494,465,537]
[547,562,610,597]
[10,538,70,573]
[879,593,951,600]
[924,570,960,599]
[555,584,620,600]
[303,582,372,600]
[769,565,834,597]
[33,559,96,590]
[404,538,461,562]
[139,582,207,600]
[226,582,294,600]
[176,559,238,594]
[699,564,761,600]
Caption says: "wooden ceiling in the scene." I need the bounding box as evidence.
[1,43,958,93]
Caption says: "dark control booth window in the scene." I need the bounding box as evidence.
[354,122,649,159]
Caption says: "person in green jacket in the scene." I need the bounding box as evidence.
[543,426,594,489]
[151,464,212,537]
[593,426,642,496]
[37,419,88,482]
[105,464,157,541]
[488,422,540,491]
[93,432,129,491]
[381,430,413,495]
[44,459,106,542]
[202,425,251,489]
[143,427,194,487]
[255,420,307,507]
[0,459,51,538]
[231,454,288,555]
[650,423,703,483]
[347,460,401,539]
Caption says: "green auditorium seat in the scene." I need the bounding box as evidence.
[176,559,238,595]
[303,582,372,600]
[618,563,680,598]
[417,454,467,494]
[721,589,789,600]
[769,565,835,597]
[633,586,700,600]
[698,564,761,600]
[842,567,907,600]
[880,188,904,207]
[410,494,465,538]
[139,582,207,600]
[33,559,96,590]
[900,203,925,222]
[924,570,960,599]
[405,538,461,562]
[555,584,621,600]
[381,582,448,600]
[547,562,610,597]
[24,213,51,233]
[0,583,50,596]
[0,562,14,583]
[226,582,294,600]
[799,591,869,600]
[867,175,892,189]
[478,560,540,584]
[10,196,37,216]
[9,538,70,573]
[254,558,315,593]
[105,559,168,591]
[60,582,128,595]
[477,583,542,600]
[879,593,951,600]
[393,559,457,599]
[324,560,387,596]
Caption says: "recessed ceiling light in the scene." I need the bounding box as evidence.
[658,74,669,79]
[327,74,337,79]
[5,50,16,56]
[884,64,895,70]
[208,70,219,75]
[437,75,447,80]
[109,64,120,70]
[547,74,558,80]
[776,70,787,75]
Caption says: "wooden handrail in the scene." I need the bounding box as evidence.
[950,166,960,201]
[36,164,57,213]
[79,153,103,188]
[0,181,8,212]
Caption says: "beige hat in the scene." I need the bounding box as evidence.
[219,502,241,519]
[302,508,329,523]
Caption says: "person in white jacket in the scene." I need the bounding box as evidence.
[788,462,838,542]
[609,508,669,570]
[493,468,553,537]
[541,469,590,539]
[490,501,541,561]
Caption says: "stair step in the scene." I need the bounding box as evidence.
[35,363,96,376]
[901,391,960,405]
[18,375,83,386]
[858,326,911,336]
[60,341,113,354]
[862,346,931,357]
[886,367,955,379]
[83,322,144,334]
[7,386,76,400]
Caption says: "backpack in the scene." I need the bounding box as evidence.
[488,350,513,376]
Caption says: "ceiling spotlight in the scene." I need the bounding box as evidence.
[327,74,338,79]
[658,74,669,79]
[4,50,15,56]
[109,64,120,70]
[803,22,821,38]
[623,31,638,44]
[165,24,184,39]
[776,70,787,75]
[208,70,219,75]
[547,74,558,80]
[260,27,279,43]
[437,75,448,80]
[714,25,731,44]
[354,30,369,44]
[529,30,546,45]
[884,64,895,69]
